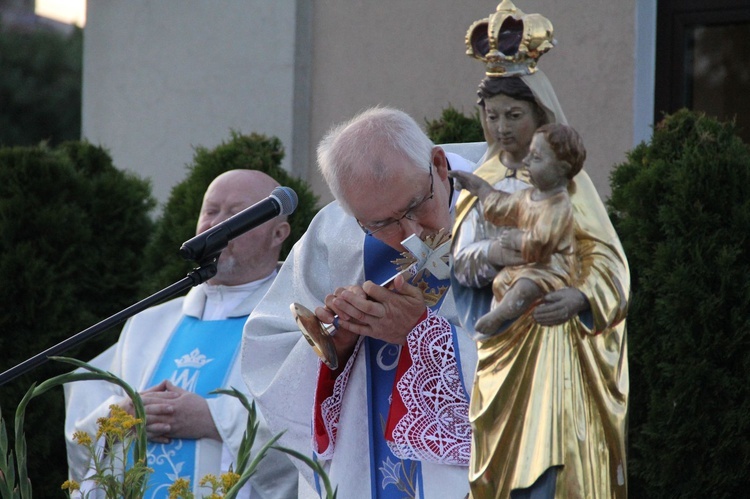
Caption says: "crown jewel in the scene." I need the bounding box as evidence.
[465,0,555,77]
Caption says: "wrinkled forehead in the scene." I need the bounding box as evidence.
[341,162,426,221]
[344,147,421,187]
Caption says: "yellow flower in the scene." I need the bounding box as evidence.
[96,404,143,440]
[72,430,92,446]
[199,473,219,488]
[61,480,81,491]
[168,477,192,498]
[220,471,240,492]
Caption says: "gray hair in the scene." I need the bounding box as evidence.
[317,106,434,214]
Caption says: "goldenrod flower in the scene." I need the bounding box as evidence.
[96,404,143,440]
[199,473,219,488]
[72,430,92,447]
[221,471,240,491]
[168,477,191,498]
[61,480,80,491]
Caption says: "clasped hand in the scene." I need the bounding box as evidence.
[315,274,426,363]
[119,380,220,444]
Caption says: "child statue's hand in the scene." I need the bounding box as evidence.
[448,170,494,200]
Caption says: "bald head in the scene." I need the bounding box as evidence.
[203,170,280,204]
[197,169,291,285]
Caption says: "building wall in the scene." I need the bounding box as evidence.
[308,0,638,201]
[83,0,640,206]
[82,0,301,204]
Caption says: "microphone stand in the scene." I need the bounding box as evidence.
[0,259,218,386]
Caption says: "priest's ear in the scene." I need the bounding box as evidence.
[431,146,449,180]
[272,220,291,248]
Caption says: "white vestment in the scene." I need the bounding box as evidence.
[64,278,298,499]
[241,152,482,498]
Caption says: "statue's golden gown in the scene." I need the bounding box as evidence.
[451,71,629,499]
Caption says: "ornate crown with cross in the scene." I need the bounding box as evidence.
[465,0,555,77]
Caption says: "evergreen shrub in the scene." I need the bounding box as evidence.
[0,141,155,498]
[140,131,320,295]
[608,109,750,498]
[0,25,82,147]
[425,106,484,145]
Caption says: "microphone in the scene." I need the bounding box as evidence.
[180,186,298,263]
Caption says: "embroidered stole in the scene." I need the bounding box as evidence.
[142,316,246,498]
[363,236,450,499]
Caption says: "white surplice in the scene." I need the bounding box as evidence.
[64,278,298,499]
[241,151,483,498]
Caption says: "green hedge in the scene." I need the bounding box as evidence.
[140,131,320,295]
[608,109,750,497]
[425,105,483,144]
[0,142,155,498]
[0,25,82,147]
[0,131,320,496]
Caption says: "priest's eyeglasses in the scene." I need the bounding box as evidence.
[357,164,434,237]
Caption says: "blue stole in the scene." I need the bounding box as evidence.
[142,315,247,499]
[363,236,450,499]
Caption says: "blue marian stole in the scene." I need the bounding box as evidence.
[363,236,450,499]
[142,315,246,499]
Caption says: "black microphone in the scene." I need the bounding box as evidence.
[180,186,298,263]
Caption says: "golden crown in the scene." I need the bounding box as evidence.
[465,0,555,77]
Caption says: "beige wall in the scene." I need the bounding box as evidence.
[82,0,302,204]
[307,0,637,202]
[83,0,641,207]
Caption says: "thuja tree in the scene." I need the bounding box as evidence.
[0,142,155,497]
[425,106,484,144]
[607,109,750,497]
[0,25,82,146]
[140,131,320,295]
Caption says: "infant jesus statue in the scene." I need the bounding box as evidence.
[449,123,586,339]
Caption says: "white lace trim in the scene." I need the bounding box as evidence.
[387,309,472,465]
[313,338,363,459]
[313,311,471,466]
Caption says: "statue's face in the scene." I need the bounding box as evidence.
[523,133,567,191]
[483,94,540,159]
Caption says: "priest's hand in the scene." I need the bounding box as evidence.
[322,274,425,346]
[130,380,221,444]
[316,284,372,363]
